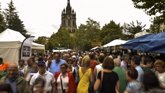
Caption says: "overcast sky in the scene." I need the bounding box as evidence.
[0,0,152,38]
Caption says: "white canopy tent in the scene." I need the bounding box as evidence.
[0,29,45,65]
[102,39,128,47]
[32,42,45,50]
[91,46,100,50]
[0,29,25,65]
[53,49,72,52]
[134,31,150,38]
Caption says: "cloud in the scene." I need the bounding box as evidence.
[0,0,151,38]
[26,24,58,39]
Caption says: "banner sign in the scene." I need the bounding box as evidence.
[20,36,34,61]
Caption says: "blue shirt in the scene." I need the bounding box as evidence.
[49,59,66,74]
[126,80,142,93]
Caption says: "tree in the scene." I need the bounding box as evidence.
[4,0,27,36]
[122,21,146,39]
[0,3,6,33]
[35,36,49,49]
[35,36,48,45]
[74,28,92,51]
[149,17,161,33]
[132,0,165,23]
[47,28,73,50]
[101,20,123,44]
[74,18,101,51]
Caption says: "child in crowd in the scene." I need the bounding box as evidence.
[124,69,142,93]
[32,77,45,93]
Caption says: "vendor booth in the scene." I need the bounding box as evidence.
[123,32,165,53]
[102,39,128,47]
[0,29,45,65]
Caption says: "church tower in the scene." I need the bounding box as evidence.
[60,0,77,33]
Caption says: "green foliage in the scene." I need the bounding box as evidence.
[85,18,100,30]
[47,19,147,51]
[74,18,101,51]
[35,36,48,44]
[4,0,27,37]
[0,14,6,33]
[47,28,73,50]
[35,36,48,49]
[122,21,146,39]
[46,18,101,51]
[74,29,92,51]
[0,70,6,79]
[101,20,123,44]
[0,3,7,33]
[132,0,165,23]
[73,30,85,50]
[46,18,148,51]
[149,17,161,33]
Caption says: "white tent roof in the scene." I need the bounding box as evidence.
[53,49,72,52]
[0,29,45,50]
[134,31,150,38]
[103,39,127,47]
[32,42,45,50]
[0,29,25,42]
[0,29,45,65]
[91,46,100,50]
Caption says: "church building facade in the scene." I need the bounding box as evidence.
[60,0,77,33]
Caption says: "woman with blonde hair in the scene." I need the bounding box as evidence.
[77,55,94,93]
[154,59,165,89]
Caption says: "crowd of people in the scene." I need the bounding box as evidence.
[0,50,165,93]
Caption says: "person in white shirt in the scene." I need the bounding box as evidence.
[30,61,55,93]
[131,55,144,82]
[71,55,79,85]
[154,59,165,89]
[94,53,105,78]
[93,54,105,93]
[121,54,130,70]
[18,59,26,75]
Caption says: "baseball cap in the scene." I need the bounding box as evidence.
[37,61,45,66]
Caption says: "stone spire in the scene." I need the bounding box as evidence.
[60,0,77,33]
[66,0,71,14]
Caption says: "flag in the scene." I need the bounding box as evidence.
[20,36,34,61]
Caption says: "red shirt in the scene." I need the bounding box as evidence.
[54,71,76,93]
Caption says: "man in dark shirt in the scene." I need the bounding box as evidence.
[0,64,30,93]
